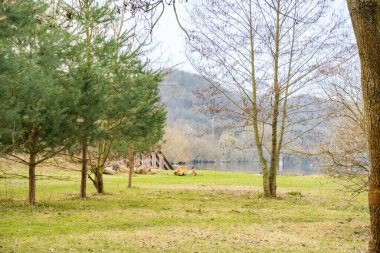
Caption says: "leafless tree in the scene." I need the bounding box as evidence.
[319,56,369,194]
[186,0,348,197]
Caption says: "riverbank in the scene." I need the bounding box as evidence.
[0,167,369,252]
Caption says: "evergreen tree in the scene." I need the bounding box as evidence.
[0,0,77,205]
[66,0,114,197]
[88,59,166,192]
[67,0,166,194]
[109,68,166,189]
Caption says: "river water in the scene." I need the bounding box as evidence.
[190,157,321,175]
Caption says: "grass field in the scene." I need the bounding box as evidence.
[0,162,370,252]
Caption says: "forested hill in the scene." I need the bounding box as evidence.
[159,70,216,161]
[159,70,331,162]
[159,70,211,128]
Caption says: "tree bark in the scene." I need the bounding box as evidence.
[268,0,281,198]
[248,0,271,196]
[28,126,38,206]
[92,140,108,194]
[347,1,380,251]
[128,143,134,188]
[81,140,88,198]
[94,167,104,194]
[28,154,37,206]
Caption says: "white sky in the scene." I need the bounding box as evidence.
[151,0,350,74]
[149,2,194,72]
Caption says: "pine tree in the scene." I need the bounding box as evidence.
[67,0,167,194]
[85,40,167,192]
[66,0,114,197]
[0,0,77,206]
[110,68,166,189]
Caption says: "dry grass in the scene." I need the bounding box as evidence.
[0,160,370,252]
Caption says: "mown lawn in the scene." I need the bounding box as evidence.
[0,163,370,253]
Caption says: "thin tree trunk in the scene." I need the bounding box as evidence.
[248,0,270,196]
[274,10,297,198]
[81,0,90,199]
[28,154,37,206]
[81,140,88,198]
[128,143,134,188]
[28,126,38,206]
[269,0,281,197]
[93,140,108,194]
[347,1,380,251]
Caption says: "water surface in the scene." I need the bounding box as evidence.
[191,157,321,175]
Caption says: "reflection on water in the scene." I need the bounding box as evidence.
[191,157,321,175]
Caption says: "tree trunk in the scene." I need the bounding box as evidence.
[94,167,104,194]
[268,0,281,198]
[248,0,271,196]
[81,140,88,198]
[269,153,280,197]
[28,154,36,206]
[93,140,108,194]
[347,1,380,251]
[28,126,38,206]
[128,143,134,188]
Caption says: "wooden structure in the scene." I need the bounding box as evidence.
[136,151,174,170]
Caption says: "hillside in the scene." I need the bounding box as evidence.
[159,70,216,161]
[159,70,330,170]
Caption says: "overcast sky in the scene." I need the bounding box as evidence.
[151,0,350,74]
[149,2,194,72]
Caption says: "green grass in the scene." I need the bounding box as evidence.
[0,165,370,253]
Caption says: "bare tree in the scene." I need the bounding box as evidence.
[187,0,347,197]
[320,56,369,193]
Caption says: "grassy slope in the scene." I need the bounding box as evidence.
[0,163,370,253]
